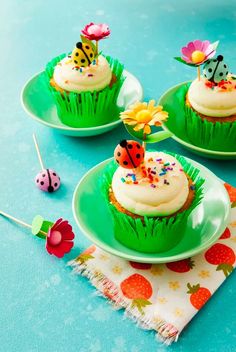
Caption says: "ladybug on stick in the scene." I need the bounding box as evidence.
[114,140,144,169]
[203,55,229,83]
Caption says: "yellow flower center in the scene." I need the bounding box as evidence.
[136,110,152,123]
[191,50,206,64]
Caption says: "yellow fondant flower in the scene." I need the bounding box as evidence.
[120,100,168,135]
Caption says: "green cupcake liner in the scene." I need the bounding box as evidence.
[176,83,236,152]
[101,152,204,253]
[45,54,125,128]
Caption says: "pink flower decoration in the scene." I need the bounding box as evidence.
[81,22,110,41]
[181,40,216,65]
[46,218,74,258]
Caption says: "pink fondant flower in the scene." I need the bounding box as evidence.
[46,218,74,258]
[81,22,110,41]
[175,40,219,67]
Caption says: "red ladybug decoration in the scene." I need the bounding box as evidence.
[114,140,144,169]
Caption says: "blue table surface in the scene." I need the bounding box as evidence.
[1,1,236,351]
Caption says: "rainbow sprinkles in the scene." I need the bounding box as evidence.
[119,156,186,188]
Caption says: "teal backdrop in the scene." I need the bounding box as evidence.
[1,1,236,351]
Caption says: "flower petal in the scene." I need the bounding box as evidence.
[201,40,210,52]
[181,56,193,63]
[206,50,216,60]
[147,100,156,110]
[51,218,63,230]
[144,124,151,134]
[186,41,196,53]
[133,123,145,131]
[46,240,74,258]
[193,39,203,50]
[124,120,138,126]
[181,46,192,58]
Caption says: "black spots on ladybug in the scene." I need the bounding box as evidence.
[213,59,217,62]
[42,174,46,177]
[117,151,121,157]
[224,64,227,68]
[54,183,58,187]
[136,144,141,149]
[136,154,141,159]
[36,179,39,183]
[226,71,229,75]
[116,159,120,164]
[208,68,212,73]
[219,72,224,76]
[75,52,79,57]
[40,181,44,186]
[53,172,56,176]
[123,161,128,166]
[81,59,86,63]
[127,144,133,149]
[48,186,54,193]
[85,45,90,49]
[74,60,78,64]
[90,53,93,58]
[120,140,128,148]
[142,153,145,158]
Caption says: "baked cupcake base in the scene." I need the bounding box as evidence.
[101,152,204,253]
[176,83,236,151]
[186,95,236,123]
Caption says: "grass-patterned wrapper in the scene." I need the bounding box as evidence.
[45,54,125,128]
[175,83,236,152]
[101,153,204,253]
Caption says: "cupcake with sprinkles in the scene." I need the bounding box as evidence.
[171,39,236,151]
[101,100,204,253]
[45,23,125,128]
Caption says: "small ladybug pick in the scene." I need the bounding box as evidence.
[33,134,61,193]
[114,140,144,169]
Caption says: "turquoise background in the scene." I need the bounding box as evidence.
[1,1,236,351]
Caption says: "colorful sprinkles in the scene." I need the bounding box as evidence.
[120,157,183,187]
[205,77,236,92]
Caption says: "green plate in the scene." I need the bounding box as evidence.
[159,82,236,160]
[21,70,143,137]
[72,156,230,263]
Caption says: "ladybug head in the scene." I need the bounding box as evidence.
[217,55,224,62]
[119,140,128,148]
[76,42,83,49]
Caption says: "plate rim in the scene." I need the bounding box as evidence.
[159,81,236,157]
[20,69,143,132]
[72,155,231,263]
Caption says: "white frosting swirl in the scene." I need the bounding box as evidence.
[53,55,112,93]
[188,77,236,117]
[111,152,189,217]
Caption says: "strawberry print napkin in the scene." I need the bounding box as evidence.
[69,183,236,344]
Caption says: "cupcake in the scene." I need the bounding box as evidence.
[101,101,204,253]
[173,40,236,151]
[45,23,125,128]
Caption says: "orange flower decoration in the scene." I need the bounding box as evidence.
[120,100,168,134]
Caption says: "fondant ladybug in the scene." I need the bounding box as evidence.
[35,169,61,193]
[71,42,95,67]
[114,140,144,169]
[203,55,229,83]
